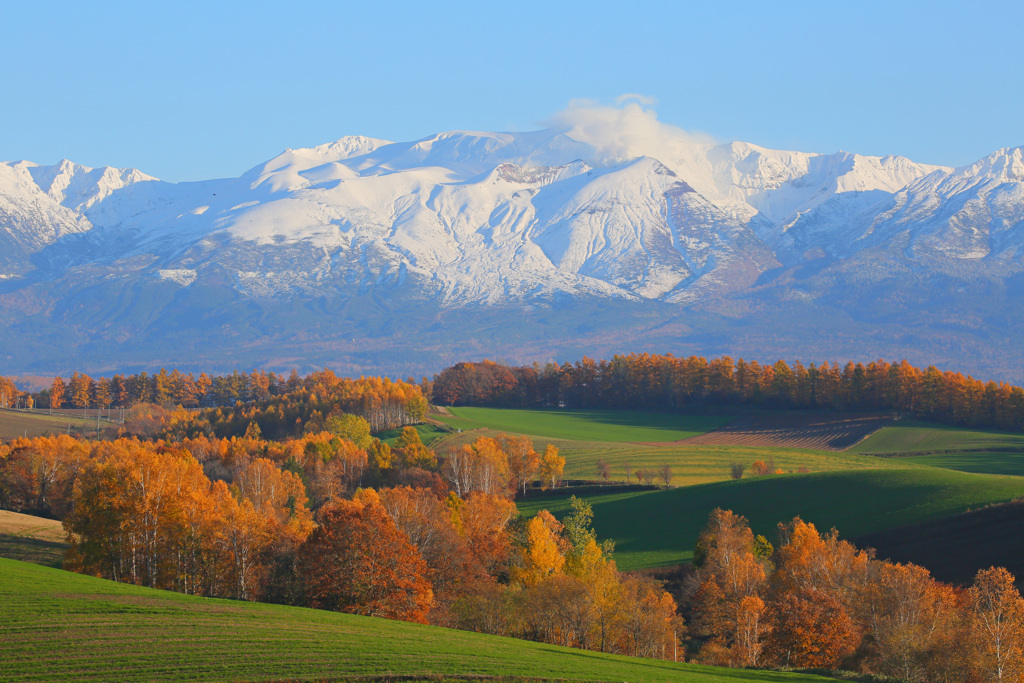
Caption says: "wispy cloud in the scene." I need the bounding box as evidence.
[544,97,713,165]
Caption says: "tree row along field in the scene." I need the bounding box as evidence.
[433,355,1024,433]
[2,559,827,683]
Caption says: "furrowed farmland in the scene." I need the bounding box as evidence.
[675,412,894,450]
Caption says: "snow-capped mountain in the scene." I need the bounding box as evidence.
[2,122,1023,381]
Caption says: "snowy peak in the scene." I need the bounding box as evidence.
[706,142,945,226]
[1,123,1022,308]
[953,147,1024,184]
[309,135,393,161]
[12,159,156,212]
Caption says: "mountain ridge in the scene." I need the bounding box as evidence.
[2,126,1023,381]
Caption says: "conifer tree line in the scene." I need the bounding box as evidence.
[433,356,1024,431]
[33,368,428,423]
[4,369,428,438]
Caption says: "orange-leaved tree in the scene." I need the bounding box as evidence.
[296,496,433,623]
[691,508,772,668]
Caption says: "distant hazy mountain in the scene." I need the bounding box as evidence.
[2,123,1023,382]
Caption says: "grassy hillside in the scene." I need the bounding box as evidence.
[517,469,1024,571]
[905,452,1024,476]
[0,510,66,568]
[859,499,1024,588]
[0,558,830,683]
[849,419,1024,454]
[436,407,732,443]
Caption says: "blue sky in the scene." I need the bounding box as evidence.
[3,1,1021,182]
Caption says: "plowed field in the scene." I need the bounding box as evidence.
[665,413,895,451]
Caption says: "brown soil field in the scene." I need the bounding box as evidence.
[661,413,896,451]
[0,408,117,440]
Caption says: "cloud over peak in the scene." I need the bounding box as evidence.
[545,97,714,167]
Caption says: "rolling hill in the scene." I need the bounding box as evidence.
[517,469,1024,571]
[0,558,829,682]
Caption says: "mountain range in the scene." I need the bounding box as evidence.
[2,120,1023,382]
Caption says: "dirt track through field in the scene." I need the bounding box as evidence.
[647,413,896,451]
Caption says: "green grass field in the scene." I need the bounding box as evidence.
[436,407,733,443]
[849,419,1024,454]
[904,452,1024,476]
[0,558,831,682]
[432,407,924,487]
[547,440,923,486]
[0,408,107,440]
[517,469,1024,571]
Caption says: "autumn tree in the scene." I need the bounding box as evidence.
[393,427,437,469]
[691,509,771,667]
[0,434,89,516]
[212,481,276,601]
[296,497,433,623]
[376,485,477,600]
[300,434,368,505]
[233,456,314,540]
[95,377,112,409]
[499,433,540,496]
[455,491,517,576]
[968,567,1024,682]
[763,517,868,669]
[538,445,564,490]
[764,586,859,669]
[68,372,93,409]
[561,496,614,578]
[50,377,65,410]
[65,441,207,588]
[440,436,509,498]
[512,510,565,587]
[865,562,962,682]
